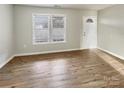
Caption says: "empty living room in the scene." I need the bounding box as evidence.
[1,1,124,90]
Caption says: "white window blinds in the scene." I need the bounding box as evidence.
[33,14,66,44]
[51,16,66,42]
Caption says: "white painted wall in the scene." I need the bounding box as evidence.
[0,5,14,68]
[98,5,124,58]
[14,5,97,55]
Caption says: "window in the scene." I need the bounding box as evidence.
[33,14,66,44]
[51,16,66,42]
[86,18,94,23]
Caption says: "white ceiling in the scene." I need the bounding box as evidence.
[23,4,114,10]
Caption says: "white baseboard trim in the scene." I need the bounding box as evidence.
[15,48,82,57]
[0,55,14,69]
[80,48,88,50]
[98,47,124,60]
[1,48,124,69]
[2,48,124,69]
[0,48,83,69]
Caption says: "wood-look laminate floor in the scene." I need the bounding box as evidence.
[0,49,124,88]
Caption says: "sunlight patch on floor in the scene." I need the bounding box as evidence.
[95,50,124,76]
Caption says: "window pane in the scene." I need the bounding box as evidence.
[34,30,49,43]
[33,15,49,44]
[52,16,64,28]
[34,15,48,30]
[51,29,65,41]
[51,16,65,42]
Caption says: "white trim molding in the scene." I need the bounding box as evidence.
[0,48,83,69]
[1,47,124,69]
[98,47,124,60]
[0,55,14,69]
[15,48,82,57]
[1,48,124,69]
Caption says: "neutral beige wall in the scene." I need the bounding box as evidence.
[14,5,97,55]
[98,5,124,57]
[0,5,14,67]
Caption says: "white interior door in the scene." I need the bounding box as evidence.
[83,16,97,49]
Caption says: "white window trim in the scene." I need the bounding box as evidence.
[32,13,66,45]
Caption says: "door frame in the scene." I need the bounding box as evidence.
[82,16,97,49]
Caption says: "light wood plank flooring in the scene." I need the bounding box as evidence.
[0,49,124,88]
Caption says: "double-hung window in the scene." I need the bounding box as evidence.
[33,14,66,44]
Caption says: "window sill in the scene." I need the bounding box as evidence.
[32,41,66,45]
